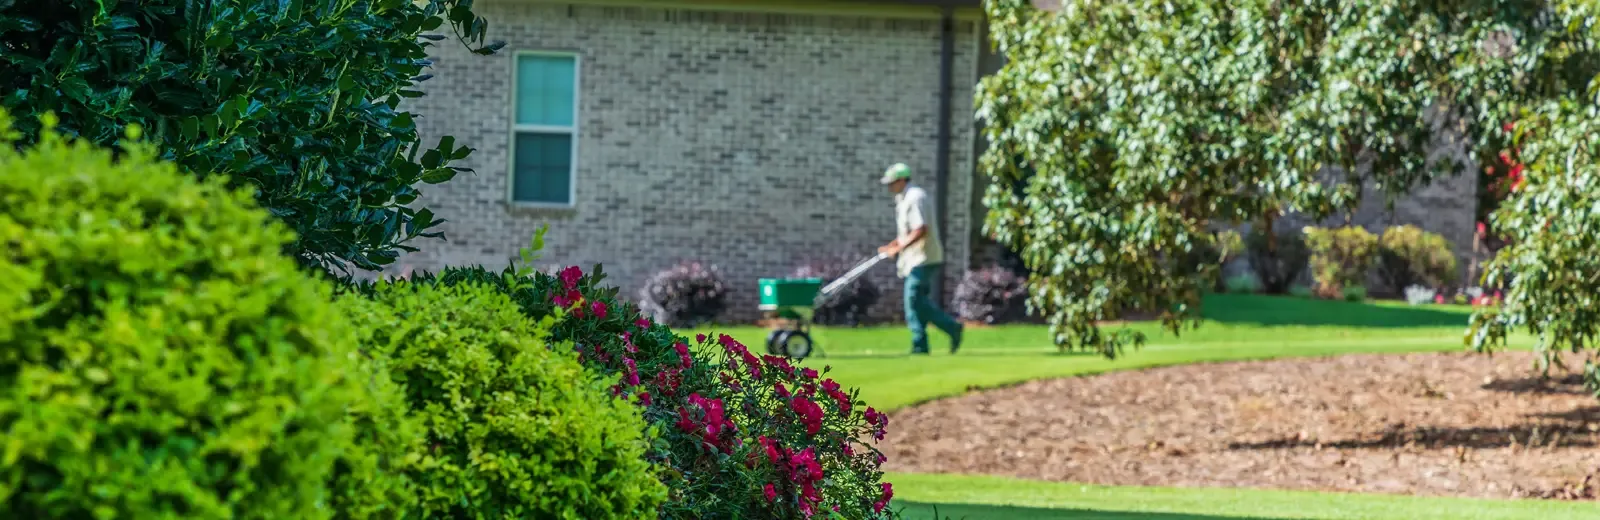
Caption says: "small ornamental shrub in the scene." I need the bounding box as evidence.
[0,116,365,519]
[1224,273,1263,294]
[1289,285,1316,299]
[374,240,900,519]
[1377,225,1459,292]
[1245,227,1311,294]
[1303,226,1379,299]
[793,254,883,326]
[639,262,730,328]
[0,0,501,272]
[953,266,1030,324]
[341,281,665,519]
[1342,285,1369,303]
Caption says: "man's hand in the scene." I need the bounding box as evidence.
[878,242,901,257]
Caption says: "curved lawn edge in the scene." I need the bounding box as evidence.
[888,472,1600,520]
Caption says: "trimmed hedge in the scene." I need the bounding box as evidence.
[0,116,365,519]
[341,282,666,519]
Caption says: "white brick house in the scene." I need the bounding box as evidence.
[395,0,1481,320]
[396,0,994,320]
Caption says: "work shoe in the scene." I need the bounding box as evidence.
[950,324,965,354]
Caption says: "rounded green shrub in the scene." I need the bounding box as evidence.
[341,281,665,519]
[0,114,368,519]
[1377,225,1459,292]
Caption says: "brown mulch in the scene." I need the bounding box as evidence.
[880,352,1600,500]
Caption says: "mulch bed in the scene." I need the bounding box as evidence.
[879,351,1600,500]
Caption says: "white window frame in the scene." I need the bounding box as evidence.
[507,50,581,208]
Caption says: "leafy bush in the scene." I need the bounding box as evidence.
[1303,226,1379,299]
[1377,226,1459,292]
[0,0,500,272]
[374,246,900,519]
[953,266,1029,324]
[0,117,367,519]
[639,262,730,328]
[793,254,883,326]
[1245,227,1311,294]
[1342,285,1369,303]
[1224,274,1262,294]
[1176,230,1246,292]
[1289,285,1315,299]
[341,282,665,519]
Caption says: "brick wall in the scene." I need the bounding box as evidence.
[391,2,981,322]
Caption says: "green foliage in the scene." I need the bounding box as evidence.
[1289,285,1316,299]
[1303,226,1379,299]
[978,0,1563,355]
[1245,227,1311,295]
[342,281,666,519]
[0,0,501,273]
[1471,87,1600,373]
[1377,225,1459,292]
[343,238,899,519]
[1343,285,1369,303]
[0,113,366,519]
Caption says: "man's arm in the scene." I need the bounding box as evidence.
[880,191,929,257]
[880,226,926,257]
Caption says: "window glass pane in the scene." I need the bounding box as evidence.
[515,54,576,127]
[512,132,573,204]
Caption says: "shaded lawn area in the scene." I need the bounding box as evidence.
[888,473,1600,520]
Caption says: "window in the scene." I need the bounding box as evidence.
[510,52,579,206]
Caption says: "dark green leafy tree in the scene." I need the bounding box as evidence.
[979,0,1585,357]
[0,0,503,273]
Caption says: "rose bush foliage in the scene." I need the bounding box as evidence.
[365,246,898,519]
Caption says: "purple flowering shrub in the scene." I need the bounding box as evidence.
[952,266,1030,324]
[639,262,729,328]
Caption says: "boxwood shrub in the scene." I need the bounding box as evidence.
[341,281,666,519]
[0,114,367,519]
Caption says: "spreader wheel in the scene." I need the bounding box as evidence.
[780,331,814,360]
[766,329,788,356]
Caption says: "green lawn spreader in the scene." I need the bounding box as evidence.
[757,252,889,360]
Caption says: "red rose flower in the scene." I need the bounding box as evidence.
[763,483,777,503]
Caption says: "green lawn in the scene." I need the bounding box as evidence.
[888,473,1600,520]
[691,294,1593,519]
[698,294,1515,411]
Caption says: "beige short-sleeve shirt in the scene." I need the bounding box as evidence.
[894,185,943,277]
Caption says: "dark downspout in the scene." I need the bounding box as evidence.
[933,5,955,304]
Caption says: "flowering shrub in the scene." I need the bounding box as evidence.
[1404,285,1438,306]
[377,252,899,519]
[1377,225,1459,293]
[953,266,1030,324]
[639,262,730,328]
[1303,226,1379,299]
[792,254,883,326]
